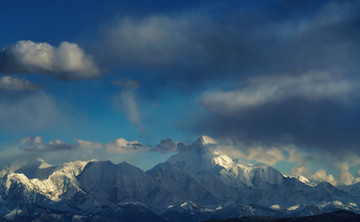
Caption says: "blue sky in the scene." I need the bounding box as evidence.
[1,0,360,186]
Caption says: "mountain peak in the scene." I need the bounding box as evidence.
[192,135,216,147]
[316,181,334,188]
[285,175,317,187]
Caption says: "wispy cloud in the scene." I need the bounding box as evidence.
[0,76,39,91]
[19,136,74,152]
[0,92,64,132]
[153,138,178,153]
[114,89,144,132]
[111,78,144,132]
[105,138,144,153]
[76,137,146,154]
[75,139,104,150]
[201,71,356,113]
[18,136,146,154]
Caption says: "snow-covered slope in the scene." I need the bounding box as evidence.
[0,159,88,203]
[150,136,360,215]
[77,161,157,203]
[192,135,217,148]
[1,136,360,222]
[285,175,317,187]
[166,137,284,188]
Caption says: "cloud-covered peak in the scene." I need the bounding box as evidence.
[173,135,217,154]
[0,40,100,80]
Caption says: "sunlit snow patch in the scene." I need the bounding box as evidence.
[287,204,300,211]
[270,204,281,210]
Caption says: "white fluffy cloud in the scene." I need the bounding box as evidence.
[201,71,356,113]
[0,40,100,80]
[309,169,337,186]
[215,143,285,166]
[286,147,360,186]
[338,162,360,185]
[0,76,39,91]
[289,164,338,186]
[286,146,339,186]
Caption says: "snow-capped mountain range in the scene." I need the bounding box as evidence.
[0,136,359,221]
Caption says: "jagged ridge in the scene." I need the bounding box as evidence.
[0,136,360,222]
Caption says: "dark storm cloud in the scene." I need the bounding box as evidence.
[199,71,360,154]
[89,0,360,155]
[200,97,360,154]
[100,0,360,86]
[100,0,360,155]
